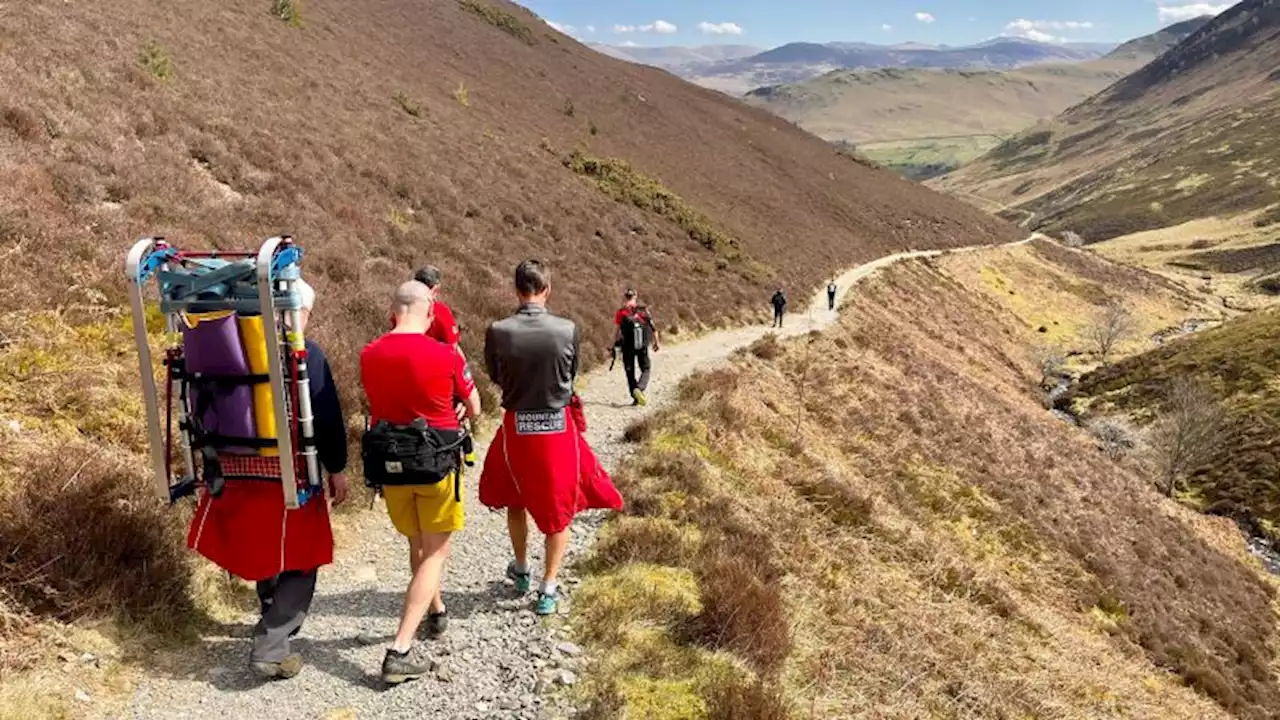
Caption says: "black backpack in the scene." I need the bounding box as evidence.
[618,307,653,351]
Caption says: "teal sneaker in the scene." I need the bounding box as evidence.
[535,589,559,616]
[506,561,531,594]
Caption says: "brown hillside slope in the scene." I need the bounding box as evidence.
[0,0,1016,376]
[934,0,1280,241]
[578,252,1278,718]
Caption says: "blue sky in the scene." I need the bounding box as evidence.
[523,1,1237,48]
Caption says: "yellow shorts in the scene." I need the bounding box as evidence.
[382,474,465,537]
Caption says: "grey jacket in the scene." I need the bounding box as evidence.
[484,303,580,411]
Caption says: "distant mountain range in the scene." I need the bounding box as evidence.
[591,37,1124,95]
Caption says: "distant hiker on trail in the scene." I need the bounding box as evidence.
[827,280,838,311]
[771,288,788,328]
[613,288,661,406]
[480,260,623,616]
[361,281,481,685]
[186,278,350,682]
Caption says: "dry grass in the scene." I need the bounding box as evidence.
[575,254,1277,718]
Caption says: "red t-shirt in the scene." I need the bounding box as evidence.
[387,301,460,345]
[428,302,460,345]
[360,333,475,430]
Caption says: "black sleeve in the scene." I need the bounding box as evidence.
[570,323,580,381]
[306,342,348,475]
[484,324,500,385]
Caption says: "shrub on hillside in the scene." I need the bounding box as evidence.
[270,0,303,27]
[138,41,173,81]
[0,443,195,634]
[1082,300,1135,364]
[1087,415,1143,460]
[1148,377,1228,497]
[457,0,535,45]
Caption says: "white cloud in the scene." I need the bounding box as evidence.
[585,25,596,34]
[1004,18,1095,43]
[619,40,639,47]
[881,23,893,31]
[1156,3,1230,22]
[614,20,678,34]
[698,21,745,35]
[546,20,575,34]
[915,12,935,23]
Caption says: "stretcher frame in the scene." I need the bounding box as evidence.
[125,235,319,509]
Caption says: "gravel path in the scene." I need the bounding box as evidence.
[126,240,1033,720]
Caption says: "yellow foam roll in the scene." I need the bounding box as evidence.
[237,315,279,457]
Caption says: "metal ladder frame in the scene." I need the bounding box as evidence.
[125,235,319,509]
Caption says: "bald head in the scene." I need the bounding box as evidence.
[389,280,434,332]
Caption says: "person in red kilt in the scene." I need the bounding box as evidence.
[480,260,623,615]
[186,279,350,680]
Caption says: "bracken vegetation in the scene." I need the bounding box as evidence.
[563,149,740,258]
[457,0,535,45]
[269,0,303,27]
[577,258,1277,719]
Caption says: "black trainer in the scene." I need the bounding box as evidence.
[425,609,448,639]
[381,648,432,685]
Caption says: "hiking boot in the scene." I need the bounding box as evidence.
[250,653,303,680]
[425,609,448,639]
[535,589,559,616]
[631,388,647,406]
[381,648,431,685]
[506,561,531,594]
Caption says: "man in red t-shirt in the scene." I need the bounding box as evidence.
[414,266,461,345]
[361,280,481,685]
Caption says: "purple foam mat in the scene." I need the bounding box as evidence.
[181,313,256,453]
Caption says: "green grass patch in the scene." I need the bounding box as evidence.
[563,149,739,257]
[138,41,173,81]
[392,90,422,117]
[858,135,1003,181]
[269,0,303,27]
[457,0,535,45]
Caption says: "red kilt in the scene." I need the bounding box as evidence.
[186,456,333,582]
[479,402,622,535]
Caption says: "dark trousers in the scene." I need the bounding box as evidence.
[772,307,785,327]
[623,348,651,396]
[252,569,317,662]
[828,292,836,310]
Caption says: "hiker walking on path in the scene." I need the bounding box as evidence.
[827,280,838,311]
[361,281,482,685]
[186,278,350,682]
[771,288,788,328]
[613,289,661,406]
[479,260,623,616]
[413,265,476,465]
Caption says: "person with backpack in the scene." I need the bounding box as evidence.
[827,280,838,311]
[771,288,788,328]
[186,278,350,682]
[360,280,482,685]
[614,289,660,406]
[480,260,623,616]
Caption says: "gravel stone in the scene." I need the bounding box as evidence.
[125,273,886,719]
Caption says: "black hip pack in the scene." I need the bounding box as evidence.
[361,418,466,488]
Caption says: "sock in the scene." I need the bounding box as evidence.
[389,643,411,655]
[540,580,559,596]
[512,560,528,574]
